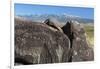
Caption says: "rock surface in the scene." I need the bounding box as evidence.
[62,21,94,62]
[44,19,63,32]
[15,18,70,65]
[15,18,94,65]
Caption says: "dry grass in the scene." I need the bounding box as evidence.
[84,25,94,47]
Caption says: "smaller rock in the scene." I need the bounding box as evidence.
[62,20,94,62]
[44,19,63,32]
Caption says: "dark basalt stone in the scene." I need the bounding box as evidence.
[15,18,70,65]
[62,21,94,62]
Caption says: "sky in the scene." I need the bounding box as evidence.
[15,3,94,19]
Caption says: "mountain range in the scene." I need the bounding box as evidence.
[16,14,94,24]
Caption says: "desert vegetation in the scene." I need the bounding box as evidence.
[84,24,94,47]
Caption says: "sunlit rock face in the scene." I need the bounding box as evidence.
[15,17,94,65]
[15,18,70,65]
[62,21,94,62]
[44,18,63,32]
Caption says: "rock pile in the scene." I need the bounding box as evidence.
[15,18,94,65]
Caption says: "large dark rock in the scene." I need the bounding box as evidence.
[15,17,94,65]
[15,18,70,65]
[62,21,94,62]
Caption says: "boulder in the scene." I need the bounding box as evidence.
[62,21,94,62]
[44,19,63,32]
[15,18,70,65]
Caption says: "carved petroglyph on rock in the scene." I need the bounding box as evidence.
[15,18,70,65]
[15,18,94,65]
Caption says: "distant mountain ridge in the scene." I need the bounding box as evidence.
[16,14,94,23]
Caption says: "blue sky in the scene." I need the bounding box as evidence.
[15,3,94,19]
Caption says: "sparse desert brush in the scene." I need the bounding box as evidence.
[84,25,94,47]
